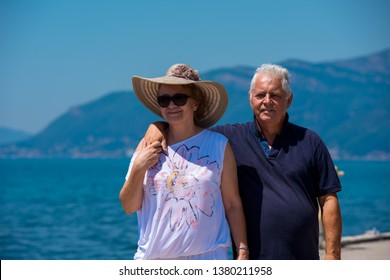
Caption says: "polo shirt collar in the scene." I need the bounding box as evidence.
[251,113,290,158]
[251,113,290,139]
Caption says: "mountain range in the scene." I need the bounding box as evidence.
[1,48,389,159]
[0,127,31,146]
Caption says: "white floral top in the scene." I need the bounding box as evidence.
[126,130,231,259]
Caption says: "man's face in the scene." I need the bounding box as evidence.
[249,72,293,129]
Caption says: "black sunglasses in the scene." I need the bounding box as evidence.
[157,93,190,108]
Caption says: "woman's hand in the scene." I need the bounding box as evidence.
[134,141,163,171]
[236,248,249,260]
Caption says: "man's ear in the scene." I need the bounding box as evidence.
[287,92,293,108]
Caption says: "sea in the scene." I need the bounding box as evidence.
[0,159,389,260]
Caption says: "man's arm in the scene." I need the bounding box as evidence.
[143,121,168,152]
[319,193,342,260]
[143,122,233,151]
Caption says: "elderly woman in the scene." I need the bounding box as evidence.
[119,64,248,260]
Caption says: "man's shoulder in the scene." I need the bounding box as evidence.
[288,122,322,139]
[210,121,253,134]
[286,122,327,152]
[208,122,254,144]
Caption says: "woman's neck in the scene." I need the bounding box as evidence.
[167,124,203,145]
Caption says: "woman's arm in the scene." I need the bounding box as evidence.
[119,141,162,214]
[220,142,248,260]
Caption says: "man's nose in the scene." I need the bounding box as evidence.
[263,94,272,103]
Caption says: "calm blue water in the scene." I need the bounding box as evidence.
[0,159,389,260]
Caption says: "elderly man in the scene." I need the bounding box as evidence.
[143,64,342,260]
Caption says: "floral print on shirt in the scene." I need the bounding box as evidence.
[146,144,221,231]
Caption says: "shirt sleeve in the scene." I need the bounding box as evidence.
[125,152,139,181]
[314,139,342,196]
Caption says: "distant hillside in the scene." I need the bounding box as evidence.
[0,92,157,158]
[0,127,31,146]
[1,48,389,159]
[329,48,390,75]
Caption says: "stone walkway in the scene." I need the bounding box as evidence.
[320,239,390,260]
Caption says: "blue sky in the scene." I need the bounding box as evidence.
[1,0,389,134]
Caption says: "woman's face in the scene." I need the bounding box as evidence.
[157,84,199,126]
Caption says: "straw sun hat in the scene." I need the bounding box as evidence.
[131,64,228,128]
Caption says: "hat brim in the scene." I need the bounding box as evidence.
[132,75,228,128]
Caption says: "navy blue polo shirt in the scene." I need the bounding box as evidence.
[211,115,341,260]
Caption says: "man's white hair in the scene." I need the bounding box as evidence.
[249,64,292,98]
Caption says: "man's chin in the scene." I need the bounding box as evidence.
[258,112,275,121]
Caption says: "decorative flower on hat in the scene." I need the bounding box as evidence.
[146,144,220,231]
[166,64,200,81]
